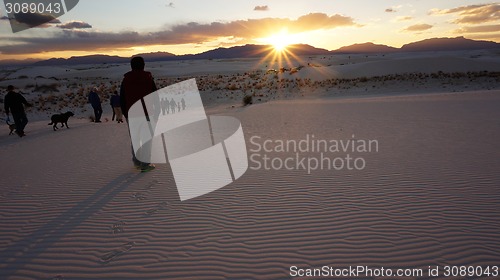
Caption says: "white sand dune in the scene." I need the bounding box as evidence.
[2,50,498,85]
[4,66,74,79]
[333,56,500,79]
[0,90,499,279]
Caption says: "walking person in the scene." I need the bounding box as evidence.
[161,98,166,116]
[110,94,116,121]
[181,97,186,110]
[110,91,123,123]
[88,88,103,123]
[170,98,176,114]
[120,56,157,172]
[4,85,32,137]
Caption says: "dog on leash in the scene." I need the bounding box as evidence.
[48,111,74,131]
[6,120,16,135]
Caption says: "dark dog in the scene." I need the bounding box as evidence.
[48,111,74,131]
[6,120,16,135]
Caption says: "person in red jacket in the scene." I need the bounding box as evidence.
[120,56,157,172]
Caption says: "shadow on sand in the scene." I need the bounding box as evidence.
[0,172,144,277]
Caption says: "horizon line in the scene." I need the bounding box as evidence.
[1,36,499,64]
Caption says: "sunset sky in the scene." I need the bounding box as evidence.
[0,0,499,60]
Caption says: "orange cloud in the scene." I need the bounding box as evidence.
[397,16,413,22]
[0,13,358,54]
[455,24,500,33]
[293,13,356,30]
[466,33,500,41]
[403,24,433,32]
[430,3,500,24]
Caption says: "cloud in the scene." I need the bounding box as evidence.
[1,13,61,32]
[58,21,92,29]
[466,33,500,41]
[397,16,413,21]
[386,5,402,13]
[14,13,61,27]
[403,23,433,32]
[430,3,500,24]
[254,5,269,11]
[0,13,358,54]
[293,13,357,30]
[455,24,500,33]
[160,13,356,41]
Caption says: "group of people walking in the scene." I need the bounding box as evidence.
[4,56,157,172]
[160,97,186,115]
[87,89,123,123]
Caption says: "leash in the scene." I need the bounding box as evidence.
[0,117,13,125]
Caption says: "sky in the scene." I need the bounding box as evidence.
[0,0,499,60]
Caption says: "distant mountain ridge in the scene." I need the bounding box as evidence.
[193,44,331,59]
[4,37,499,66]
[31,44,331,66]
[34,55,129,66]
[401,36,500,52]
[334,42,399,53]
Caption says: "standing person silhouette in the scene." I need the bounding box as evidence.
[110,93,116,121]
[4,85,32,137]
[170,98,176,114]
[110,91,123,123]
[120,56,157,172]
[161,98,166,116]
[88,88,102,123]
[181,97,186,110]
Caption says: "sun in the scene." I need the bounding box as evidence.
[272,40,289,52]
[264,30,294,52]
[256,29,307,70]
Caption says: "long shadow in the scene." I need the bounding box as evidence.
[0,121,93,148]
[0,171,144,277]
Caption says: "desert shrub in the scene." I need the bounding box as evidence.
[243,95,253,106]
[227,84,238,90]
[35,84,59,93]
[254,83,264,90]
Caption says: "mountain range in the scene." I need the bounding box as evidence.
[2,37,499,66]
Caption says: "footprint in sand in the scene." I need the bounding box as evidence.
[110,221,125,234]
[145,201,168,216]
[145,180,158,190]
[132,192,147,201]
[100,241,135,263]
[131,180,159,201]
